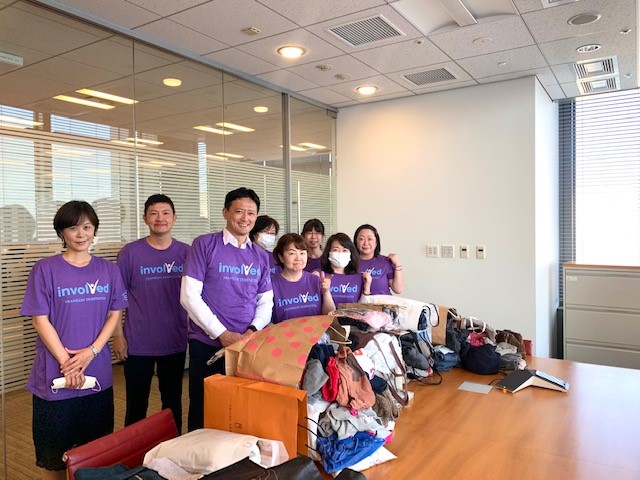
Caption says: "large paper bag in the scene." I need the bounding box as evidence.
[204,374,307,458]
[225,315,346,388]
[432,305,449,345]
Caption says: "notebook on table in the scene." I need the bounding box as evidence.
[495,369,570,394]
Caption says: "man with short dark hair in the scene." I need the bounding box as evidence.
[181,187,273,431]
[115,194,190,433]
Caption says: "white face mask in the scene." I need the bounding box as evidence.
[329,251,351,269]
[258,233,276,249]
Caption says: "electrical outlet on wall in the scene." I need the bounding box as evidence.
[476,245,486,259]
[460,245,469,259]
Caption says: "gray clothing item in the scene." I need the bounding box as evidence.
[302,359,329,395]
[318,403,391,440]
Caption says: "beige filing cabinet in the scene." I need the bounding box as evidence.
[564,263,640,369]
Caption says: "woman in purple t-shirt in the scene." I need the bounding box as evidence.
[271,233,335,323]
[20,201,128,479]
[354,224,403,296]
[321,233,372,306]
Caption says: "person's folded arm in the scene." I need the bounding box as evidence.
[180,275,226,339]
[250,290,274,331]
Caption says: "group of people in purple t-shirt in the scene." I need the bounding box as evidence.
[21,187,403,479]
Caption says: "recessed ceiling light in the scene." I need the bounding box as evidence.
[299,142,327,149]
[193,125,233,135]
[576,44,601,53]
[356,85,378,95]
[163,78,182,87]
[215,122,255,133]
[253,106,269,113]
[567,12,601,26]
[215,152,244,159]
[54,95,115,110]
[76,88,137,105]
[277,46,305,58]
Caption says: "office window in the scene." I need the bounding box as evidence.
[559,89,640,297]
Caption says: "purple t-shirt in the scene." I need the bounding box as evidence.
[117,238,190,355]
[21,254,128,401]
[184,231,272,346]
[271,271,323,324]
[328,272,363,305]
[304,256,322,273]
[359,255,395,295]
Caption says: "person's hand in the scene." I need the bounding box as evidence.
[320,271,332,293]
[113,334,128,361]
[218,330,243,347]
[362,270,372,286]
[388,253,400,267]
[60,347,93,387]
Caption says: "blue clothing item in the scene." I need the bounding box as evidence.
[309,343,336,368]
[433,351,460,371]
[316,432,384,473]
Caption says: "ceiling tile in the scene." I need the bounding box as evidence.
[257,69,319,91]
[238,29,344,68]
[0,40,52,75]
[0,3,106,56]
[512,0,546,14]
[126,0,210,17]
[542,84,565,100]
[476,67,557,86]
[169,0,297,47]
[412,79,478,96]
[0,71,78,106]
[457,45,548,78]
[134,19,229,55]
[60,38,135,76]
[203,47,280,75]
[133,62,223,94]
[48,0,160,28]
[429,16,535,60]
[353,38,449,73]
[539,30,635,66]
[326,74,408,100]
[20,57,125,90]
[334,99,360,108]
[387,61,472,91]
[287,55,379,86]
[560,81,581,98]
[306,4,423,52]
[551,51,638,83]
[522,0,635,44]
[356,90,413,103]
[255,0,386,27]
[297,87,352,105]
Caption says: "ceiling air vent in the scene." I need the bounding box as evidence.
[403,68,457,86]
[327,15,405,47]
[578,77,619,95]
[574,56,617,80]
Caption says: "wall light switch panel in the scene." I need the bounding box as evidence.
[460,245,469,259]
[441,245,455,258]
[476,245,486,260]
[426,245,440,258]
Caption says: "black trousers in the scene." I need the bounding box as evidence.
[124,351,186,434]
[187,339,225,432]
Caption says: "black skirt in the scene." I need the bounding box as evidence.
[32,387,114,471]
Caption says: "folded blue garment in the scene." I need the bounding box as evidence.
[317,431,384,473]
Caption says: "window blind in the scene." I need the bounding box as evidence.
[558,88,640,301]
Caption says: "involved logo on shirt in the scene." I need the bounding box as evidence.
[277,292,320,307]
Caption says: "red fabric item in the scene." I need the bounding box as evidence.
[468,332,486,347]
[335,347,375,411]
[322,357,339,402]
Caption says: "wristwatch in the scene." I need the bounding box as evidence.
[89,345,99,358]
[246,325,258,332]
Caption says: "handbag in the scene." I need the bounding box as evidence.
[360,294,437,332]
[201,455,323,480]
[459,343,501,375]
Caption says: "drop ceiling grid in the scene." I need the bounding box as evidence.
[133,18,229,55]
[457,44,549,79]
[324,73,408,100]
[257,69,319,91]
[538,30,636,66]
[49,0,160,28]
[286,54,380,86]
[168,0,298,48]
[125,0,211,18]
[352,38,450,74]
[254,0,387,28]
[428,16,536,60]
[521,0,635,44]
[476,67,557,86]
[203,47,281,76]
[296,87,352,105]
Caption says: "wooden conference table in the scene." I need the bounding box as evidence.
[344,357,640,480]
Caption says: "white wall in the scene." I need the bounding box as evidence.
[336,77,559,356]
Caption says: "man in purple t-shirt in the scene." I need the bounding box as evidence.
[181,187,273,431]
[115,194,190,433]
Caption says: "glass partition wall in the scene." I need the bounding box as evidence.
[0,2,336,478]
